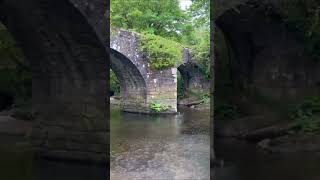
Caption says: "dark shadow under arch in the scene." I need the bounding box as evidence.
[0,0,108,162]
[110,49,147,102]
[215,1,320,102]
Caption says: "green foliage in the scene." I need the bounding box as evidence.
[110,69,120,96]
[111,0,210,78]
[111,0,189,41]
[189,28,210,79]
[150,102,169,112]
[177,71,185,99]
[111,0,210,76]
[140,33,183,70]
[290,96,320,134]
[189,0,210,27]
[200,93,210,104]
[280,0,320,61]
[0,24,31,102]
[184,1,210,79]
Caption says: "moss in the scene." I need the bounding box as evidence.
[139,33,183,70]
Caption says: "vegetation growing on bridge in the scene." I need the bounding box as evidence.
[150,102,169,113]
[111,0,210,76]
[139,33,183,70]
[111,0,210,101]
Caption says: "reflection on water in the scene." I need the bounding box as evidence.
[0,107,210,180]
[0,135,107,180]
[2,107,319,180]
[214,138,320,180]
[110,107,211,180]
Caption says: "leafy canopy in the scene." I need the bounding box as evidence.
[111,0,189,41]
[139,33,183,70]
[111,0,210,75]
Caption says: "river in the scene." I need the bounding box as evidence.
[1,107,320,180]
[214,138,320,180]
[110,106,211,180]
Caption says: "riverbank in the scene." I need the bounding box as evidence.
[0,109,32,137]
[216,115,320,154]
[110,96,121,106]
[110,96,211,112]
[178,97,210,111]
[214,138,320,180]
[110,106,210,179]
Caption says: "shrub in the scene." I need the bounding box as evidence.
[139,33,183,70]
[200,93,210,104]
[150,102,169,113]
[290,96,320,134]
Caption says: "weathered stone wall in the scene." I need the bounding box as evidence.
[216,1,320,103]
[0,0,209,163]
[0,0,108,163]
[110,29,177,113]
[178,49,210,95]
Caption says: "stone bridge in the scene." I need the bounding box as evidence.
[0,0,209,163]
[0,0,108,163]
[110,29,209,113]
[215,0,320,102]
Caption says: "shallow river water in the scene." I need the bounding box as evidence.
[214,139,320,180]
[1,107,320,180]
[110,107,211,180]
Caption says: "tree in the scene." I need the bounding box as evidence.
[279,0,320,60]
[189,0,210,27]
[186,0,211,78]
[111,0,189,41]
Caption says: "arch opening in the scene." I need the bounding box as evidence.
[178,63,210,96]
[110,49,147,112]
[0,0,108,162]
[216,2,320,103]
[0,22,31,112]
[214,2,320,138]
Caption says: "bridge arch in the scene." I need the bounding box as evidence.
[110,29,178,113]
[177,49,210,95]
[215,0,320,104]
[110,49,147,112]
[0,0,108,162]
